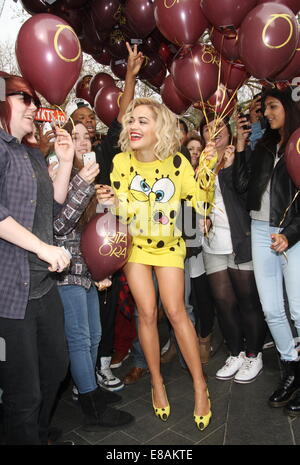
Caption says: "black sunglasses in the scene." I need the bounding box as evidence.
[6,91,41,109]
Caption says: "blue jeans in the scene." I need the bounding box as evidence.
[251,220,300,361]
[58,285,101,393]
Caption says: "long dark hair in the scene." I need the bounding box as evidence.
[259,86,300,155]
[198,112,233,148]
[0,74,40,146]
[65,120,98,227]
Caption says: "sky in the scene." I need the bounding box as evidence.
[0,0,29,45]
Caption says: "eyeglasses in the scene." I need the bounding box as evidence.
[6,91,41,109]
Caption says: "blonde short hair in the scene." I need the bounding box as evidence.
[119,98,182,161]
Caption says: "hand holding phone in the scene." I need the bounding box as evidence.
[82,151,96,166]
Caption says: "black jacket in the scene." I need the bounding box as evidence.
[217,165,252,264]
[233,141,300,249]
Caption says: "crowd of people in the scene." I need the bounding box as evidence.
[1,43,300,445]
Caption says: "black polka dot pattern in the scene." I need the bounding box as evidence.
[157,241,165,248]
[170,247,175,251]
[173,155,182,168]
[175,170,180,176]
[113,181,120,190]
[147,239,152,244]
[170,210,176,219]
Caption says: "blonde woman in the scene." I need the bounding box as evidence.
[97,98,216,430]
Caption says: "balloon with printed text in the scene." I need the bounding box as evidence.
[154,0,209,46]
[171,44,219,103]
[75,75,93,105]
[16,14,83,105]
[80,211,132,281]
[238,2,299,79]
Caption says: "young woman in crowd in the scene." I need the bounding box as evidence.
[53,121,134,430]
[234,87,300,414]
[97,98,216,431]
[0,74,72,445]
[199,114,266,384]
[183,134,215,364]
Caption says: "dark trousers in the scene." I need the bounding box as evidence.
[0,285,69,445]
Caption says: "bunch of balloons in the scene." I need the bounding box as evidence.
[16,0,300,118]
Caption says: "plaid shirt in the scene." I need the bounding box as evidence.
[0,129,60,319]
[54,172,95,289]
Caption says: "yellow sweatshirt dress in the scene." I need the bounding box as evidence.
[110,151,215,269]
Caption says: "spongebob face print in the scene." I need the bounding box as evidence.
[130,174,175,203]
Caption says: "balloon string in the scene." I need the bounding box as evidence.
[54,104,75,132]
[279,189,300,227]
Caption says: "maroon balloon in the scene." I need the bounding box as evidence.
[273,30,300,81]
[206,84,231,114]
[94,85,122,126]
[141,35,160,56]
[111,58,128,80]
[80,211,132,281]
[81,10,109,53]
[89,72,116,102]
[221,59,250,91]
[154,0,209,46]
[147,65,167,88]
[107,28,128,58]
[62,0,89,8]
[171,44,219,103]
[139,54,165,80]
[257,0,300,15]
[125,0,156,38]
[75,75,94,105]
[20,0,49,14]
[158,42,172,63]
[91,0,120,31]
[210,27,240,62]
[238,3,299,79]
[92,45,112,65]
[201,0,258,32]
[16,14,82,105]
[161,75,191,115]
[284,128,300,188]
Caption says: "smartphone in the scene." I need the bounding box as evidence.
[47,153,59,165]
[239,113,251,131]
[82,151,96,166]
[43,122,55,143]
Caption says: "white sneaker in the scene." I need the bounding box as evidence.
[72,385,78,402]
[234,353,263,384]
[161,339,171,356]
[96,356,124,392]
[216,352,245,380]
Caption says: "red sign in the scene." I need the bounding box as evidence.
[35,107,66,124]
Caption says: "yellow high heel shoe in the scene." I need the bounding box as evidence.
[151,385,170,422]
[194,390,212,431]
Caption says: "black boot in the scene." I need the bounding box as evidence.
[78,388,134,431]
[284,359,300,416]
[269,360,300,407]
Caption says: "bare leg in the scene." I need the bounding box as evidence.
[124,263,167,408]
[154,266,209,416]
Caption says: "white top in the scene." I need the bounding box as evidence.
[250,145,281,222]
[203,176,233,254]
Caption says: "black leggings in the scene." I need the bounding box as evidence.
[190,273,215,338]
[207,268,267,356]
